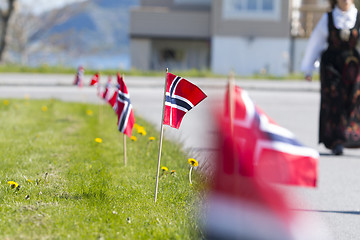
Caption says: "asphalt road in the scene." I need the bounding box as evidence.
[1,73,360,239]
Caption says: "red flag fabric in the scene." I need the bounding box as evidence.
[204,112,328,239]
[117,72,123,85]
[102,76,112,100]
[163,72,207,129]
[115,75,135,137]
[206,124,294,239]
[108,90,117,109]
[73,66,84,87]
[90,72,99,86]
[224,85,318,187]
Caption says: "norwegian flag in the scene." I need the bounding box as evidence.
[108,89,117,109]
[73,66,84,87]
[108,73,125,111]
[115,75,135,137]
[224,85,318,187]
[163,72,207,129]
[90,72,99,86]
[102,76,112,100]
[204,106,328,240]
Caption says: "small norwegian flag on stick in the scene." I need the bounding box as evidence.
[102,76,112,101]
[163,72,207,129]
[115,73,135,138]
[73,66,84,87]
[115,73,135,166]
[90,72,99,86]
[154,69,207,202]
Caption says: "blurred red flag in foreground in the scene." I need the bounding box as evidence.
[203,85,326,239]
[223,85,318,186]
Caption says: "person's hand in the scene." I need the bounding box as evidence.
[305,75,312,82]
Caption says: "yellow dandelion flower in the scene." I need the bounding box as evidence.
[138,128,147,136]
[7,181,19,189]
[171,170,176,175]
[148,136,155,141]
[161,166,168,172]
[3,100,9,105]
[86,110,94,116]
[133,123,141,130]
[95,138,103,143]
[188,158,199,167]
[130,136,137,141]
[41,106,48,112]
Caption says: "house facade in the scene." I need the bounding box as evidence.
[130,0,329,76]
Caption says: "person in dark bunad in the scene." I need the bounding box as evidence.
[301,0,360,155]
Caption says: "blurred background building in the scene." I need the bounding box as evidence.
[130,0,329,76]
[0,0,333,76]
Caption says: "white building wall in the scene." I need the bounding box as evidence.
[131,38,152,71]
[211,36,291,76]
[292,38,317,75]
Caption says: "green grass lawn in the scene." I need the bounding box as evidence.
[0,63,316,80]
[0,98,203,239]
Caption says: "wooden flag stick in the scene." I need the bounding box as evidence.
[98,93,103,124]
[123,134,127,166]
[154,68,168,202]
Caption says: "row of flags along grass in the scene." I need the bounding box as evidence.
[72,67,323,237]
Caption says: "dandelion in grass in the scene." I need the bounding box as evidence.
[130,136,137,142]
[188,158,198,185]
[3,100,9,105]
[148,136,155,141]
[170,170,176,176]
[7,181,19,189]
[95,138,103,143]
[188,158,199,167]
[161,166,168,172]
[86,109,94,116]
[41,106,48,112]
[137,127,146,136]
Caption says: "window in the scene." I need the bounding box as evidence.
[223,0,281,21]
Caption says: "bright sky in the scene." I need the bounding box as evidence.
[19,0,87,14]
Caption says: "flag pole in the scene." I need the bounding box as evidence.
[123,134,127,166]
[122,73,127,166]
[98,84,103,124]
[154,68,168,202]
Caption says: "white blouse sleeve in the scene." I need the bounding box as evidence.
[300,14,329,77]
